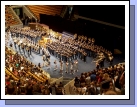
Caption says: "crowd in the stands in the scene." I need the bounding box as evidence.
[5,6,20,27]
[73,63,125,95]
[5,47,65,95]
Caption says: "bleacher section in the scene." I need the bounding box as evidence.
[5,47,54,83]
[27,5,63,20]
[5,6,21,27]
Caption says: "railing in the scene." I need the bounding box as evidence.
[10,24,23,28]
[50,76,63,85]
[60,5,68,18]
[9,6,23,25]
[27,5,63,20]
[64,78,75,95]
[24,5,38,22]
[5,8,19,27]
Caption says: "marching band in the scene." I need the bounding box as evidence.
[6,27,114,76]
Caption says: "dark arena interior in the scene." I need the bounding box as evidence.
[5,5,125,95]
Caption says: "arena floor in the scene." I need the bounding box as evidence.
[6,36,124,79]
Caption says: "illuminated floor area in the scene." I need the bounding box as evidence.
[6,37,124,79]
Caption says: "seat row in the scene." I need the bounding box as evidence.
[27,5,63,20]
[5,47,49,82]
[5,7,20,27]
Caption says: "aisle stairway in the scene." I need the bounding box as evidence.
[62,77,72,86]
[27,5,63,20]
[5,6,22,27]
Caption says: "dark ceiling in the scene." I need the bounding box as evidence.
[74,5,125,26]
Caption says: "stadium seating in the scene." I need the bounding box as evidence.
[27,5,63,20]
[5,6,20,27]
[5,47,49,83]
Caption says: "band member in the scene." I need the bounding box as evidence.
[69,54,72,61]
[24,43,27,50]
[47,58,51,70]
[38,46,41,54]
[34,45,37,53]
[42,54,46,62]
[60,61,63,75]
[36,45,39,53]
[101,57,105,67]
[47,52,50,61]
[64,55,67,62]
[96,62,99,69]
[26,46,30,57]
[65,61,69,73]
[75,60,78,72]
[38,63,41,68]
[58,52,61,61]
[73,51,77,60]
[29,45,31,55]
[32,44,34,51]
[109,55,113,65]
[74,34,77,40]
[18,42,21,52]
[70,62,74,75]
[10,43,13,48]
[42,49,45,55]
[40,54,45,67]
[54,60,57,71]
[59,36,62,42]
[83,52,87,62]
[66,55,69,62]
[91,38,95,44]
[21,44,25,55]
[14,40,17,49]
